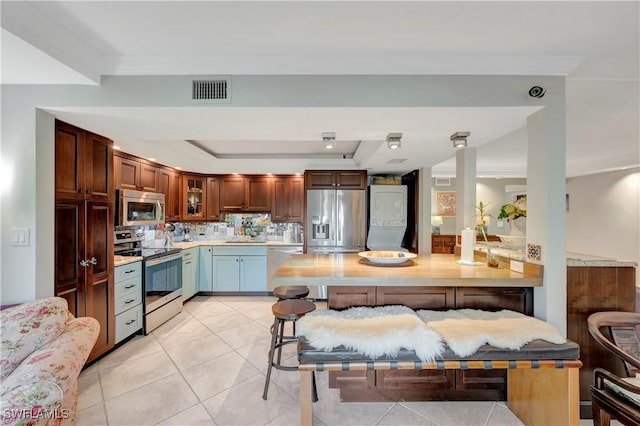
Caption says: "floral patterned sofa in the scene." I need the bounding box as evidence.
[1,297,100,426]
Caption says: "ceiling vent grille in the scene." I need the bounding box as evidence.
[192,79,230,102]
[435,177,451,186]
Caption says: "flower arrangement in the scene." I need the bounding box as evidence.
[475,201,498,267]
[497,196,527,221]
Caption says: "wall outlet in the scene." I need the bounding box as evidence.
[497,221,504,228]
[510,259,524,273]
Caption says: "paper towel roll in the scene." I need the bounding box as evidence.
[461,228,475,263]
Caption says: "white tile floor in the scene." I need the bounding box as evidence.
[77,295,592,426]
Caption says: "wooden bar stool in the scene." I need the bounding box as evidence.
[273,285,310,300]
[263,299,318,401]
[271,286,310,338]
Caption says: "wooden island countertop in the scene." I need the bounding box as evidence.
[272,253,542,288]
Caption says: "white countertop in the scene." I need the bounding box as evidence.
[114,255,143,267]
[172,240,303,249]
[566,251,637,267]
[471,244,637,267]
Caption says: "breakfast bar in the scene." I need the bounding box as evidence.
[273,252,550,403]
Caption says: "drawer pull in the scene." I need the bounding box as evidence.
[185,261,192,265]
[125,319,136,325]
[124,299,136,304]
[124,284,136,289]
[124,269,135,274]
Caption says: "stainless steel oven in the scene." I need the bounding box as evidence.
[142,249,183,333]
[116,189,165,227]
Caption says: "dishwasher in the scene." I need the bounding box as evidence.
[266,245,304,292]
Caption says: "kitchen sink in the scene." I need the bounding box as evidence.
[224,240,266,244]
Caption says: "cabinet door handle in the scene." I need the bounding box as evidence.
[124,284,136,289]
[125,319,135,325]
[236,258,239,262]
[124,299,136,304]
[185,261,191,265]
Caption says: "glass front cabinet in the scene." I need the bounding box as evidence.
[182,174,206,220]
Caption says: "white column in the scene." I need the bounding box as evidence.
[527,102,567,335]
[455,147,477,236]
[419,167,433,254]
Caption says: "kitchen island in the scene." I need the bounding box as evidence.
[273,252,543,402]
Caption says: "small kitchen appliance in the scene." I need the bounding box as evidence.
[115,189,165,227]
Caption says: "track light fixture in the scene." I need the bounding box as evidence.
[387,132,402,150]
[450,131,470,149]
[322,132,336,150]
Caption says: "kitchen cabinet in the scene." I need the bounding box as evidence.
[327,285,533,402]
[55,199,114,362]
[159,168,182,221]
[55,120,115,363]
[566,264,636,418]
[431,234,456,254]
[114,261,143,343]
[55,120,112,201]
[271,175,305,222]
[206,176,221,221]
[198,246,214,291]
[114,153,160,192]
[220,175,271,211]
[305,170,367,189]
[181,248,198,300]
[183,174,207,220]
[211,246,267,292]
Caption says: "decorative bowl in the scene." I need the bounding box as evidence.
[358,251,417,265]
[497,235,526,248]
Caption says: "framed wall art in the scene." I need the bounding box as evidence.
[436,191,456,217]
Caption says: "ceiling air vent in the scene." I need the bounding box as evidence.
[192,79,230,102]
[435,177,451,186]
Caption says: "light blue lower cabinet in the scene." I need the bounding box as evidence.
[182,248,198,300]
[210,246,267,292]
[198,246,213,291]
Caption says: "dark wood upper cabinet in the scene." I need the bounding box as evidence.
[139,164,159,192]
[114,155,141,191]
[272,175,304,222]
[55,120,113,201]
[220,175,271,211]
[206,176,220,221]
[305,170,367,189]
[114,153,160,193]
[182,174,207,220]
[158,168,182,221]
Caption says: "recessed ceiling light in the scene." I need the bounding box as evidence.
[174,166,182,170]
[148,157,156,162]
[113,145,121,150]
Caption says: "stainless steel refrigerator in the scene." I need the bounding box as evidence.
[306,189,367,254]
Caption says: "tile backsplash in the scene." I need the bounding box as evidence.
[124,213,303,243]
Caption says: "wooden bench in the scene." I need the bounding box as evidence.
[298,338,582,426]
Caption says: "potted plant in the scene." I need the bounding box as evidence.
[475,201,499,268]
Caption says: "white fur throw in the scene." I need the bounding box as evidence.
[297,305,444,362]
[418,309,567,357]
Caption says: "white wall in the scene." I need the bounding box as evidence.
[433,178,527,235]
[567,168,640,285]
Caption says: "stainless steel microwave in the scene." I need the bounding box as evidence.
[115,189,165,227]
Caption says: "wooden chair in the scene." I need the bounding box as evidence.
[587,311,640,426]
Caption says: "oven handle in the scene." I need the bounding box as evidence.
[145,253,183,267]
